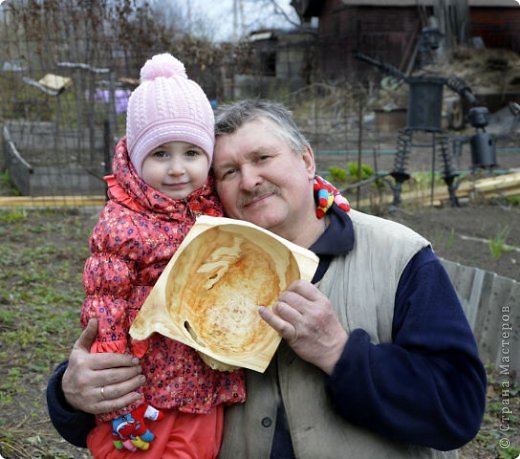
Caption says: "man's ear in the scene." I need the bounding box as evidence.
[302,145,316,179]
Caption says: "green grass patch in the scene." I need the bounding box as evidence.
[488,226,514,259]
[0,209,91,427]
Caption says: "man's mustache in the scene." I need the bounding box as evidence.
[237,186,280,208]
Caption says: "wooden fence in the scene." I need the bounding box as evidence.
[441,258,519,382]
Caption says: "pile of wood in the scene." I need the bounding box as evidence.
[354,170,520,208]
[407,171,520,206]
[392,172,520,207]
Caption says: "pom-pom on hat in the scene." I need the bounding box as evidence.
[126,53,214,176]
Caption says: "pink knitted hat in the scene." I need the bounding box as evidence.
[126,53,214,176]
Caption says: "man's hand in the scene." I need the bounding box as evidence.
[62,319,145,414]
[259,280,348,375]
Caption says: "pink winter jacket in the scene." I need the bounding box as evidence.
[81,138,246,423]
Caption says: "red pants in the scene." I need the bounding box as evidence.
[87,406,224,459]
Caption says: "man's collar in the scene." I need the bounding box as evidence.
[308,204,354,283]
[309,204,354,257]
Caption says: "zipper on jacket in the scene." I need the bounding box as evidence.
[185,198,201,220]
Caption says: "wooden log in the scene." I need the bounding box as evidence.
[0,196,105,207]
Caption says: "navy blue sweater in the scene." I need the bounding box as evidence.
[47,206,486,453]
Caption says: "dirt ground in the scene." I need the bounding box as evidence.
[386,203,520,282]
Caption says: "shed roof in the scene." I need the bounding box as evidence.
[299,0,520,17]
[339,0,518,6]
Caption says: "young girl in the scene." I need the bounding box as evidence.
[82,53,348,458]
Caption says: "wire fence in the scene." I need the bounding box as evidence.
[0,1,127,203]
[0,0,229,205]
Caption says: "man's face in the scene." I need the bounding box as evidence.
[213,118,317,243]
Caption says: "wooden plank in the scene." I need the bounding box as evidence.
[0,196,105,207]
[441,258,484,330]
[440,258,520,381]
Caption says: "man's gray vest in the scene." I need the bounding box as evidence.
[219,209,458,459]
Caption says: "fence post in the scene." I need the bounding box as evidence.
[103,119,111,201]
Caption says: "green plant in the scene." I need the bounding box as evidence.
[0,170,10,186]
[488,226,514,258]
[0,309,15,323]
[327,162,375,187]
[328,165,348,184]
[498,445,520,459]
[445,228,456,249]
[346,162,374,181]
[404,171,445,193]
[0,170,21,196]
[0,209,27,223]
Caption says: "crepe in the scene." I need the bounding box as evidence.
[130,215,319,373]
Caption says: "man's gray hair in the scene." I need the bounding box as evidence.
[214,99,310,155]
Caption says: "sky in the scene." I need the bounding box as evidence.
[0,0,301,42]
[155,0,301,42]
[0,0,302,42]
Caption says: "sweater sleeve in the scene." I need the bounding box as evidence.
[81,208,143,356]
[81,250,137,354]
[326,247,487,451]
[46,361,94,448]
[79,214,149,423]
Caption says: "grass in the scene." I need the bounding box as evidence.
[0,208,92,458]
[0,171,21,197]
[461,364,520,459]
[429,227,457,251]
[488,226,514,259]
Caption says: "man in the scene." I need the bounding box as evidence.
[47,100,486,458]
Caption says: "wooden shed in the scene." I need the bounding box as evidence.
[296,0,520,80]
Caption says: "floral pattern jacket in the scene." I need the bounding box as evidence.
[81,138,246,423]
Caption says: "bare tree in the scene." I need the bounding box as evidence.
[147,0,221,41]
[240,0,301,34]
[432,0,470,51]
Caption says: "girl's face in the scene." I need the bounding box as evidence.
[141,141,210,200]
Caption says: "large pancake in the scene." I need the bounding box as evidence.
[130,216,319,373]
